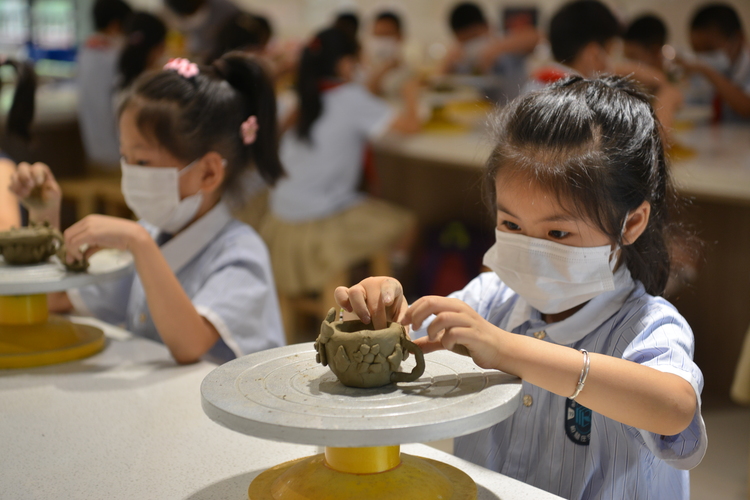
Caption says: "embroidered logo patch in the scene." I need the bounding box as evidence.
[565,399,591,446]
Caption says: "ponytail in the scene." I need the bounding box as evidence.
[213,52,283,186]
[1,58,36,140]
[295,27,358,142]
[120,52,284,199]
[118,12,166,90]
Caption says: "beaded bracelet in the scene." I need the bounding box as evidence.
[568,349,590,400]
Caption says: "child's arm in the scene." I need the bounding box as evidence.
[477,28,542,73]
[0,158,21,230]
[676,57,750,118]
[404,295,697,437]
[388,78,422,134]
[64,215,219,364]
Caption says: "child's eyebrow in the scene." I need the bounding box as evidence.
[497,202,576,223]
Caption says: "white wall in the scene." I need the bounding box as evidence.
[125,0,750,52]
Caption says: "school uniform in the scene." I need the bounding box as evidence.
[68,202,285,363]
[262,83,414,295]
[723,45,750,122]
[412,267,706,500]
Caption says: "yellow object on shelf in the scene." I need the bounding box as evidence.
[248,445,476,500]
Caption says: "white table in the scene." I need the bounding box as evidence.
[0,318,562,500]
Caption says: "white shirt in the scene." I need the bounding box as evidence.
[69,202,285,363]
[412,268,706,499]
[76,34,122,167]
[270,83,394,222]
[724,45,750,122]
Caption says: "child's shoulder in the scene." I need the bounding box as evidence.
[613,283,693,342]
[202,218,272,267]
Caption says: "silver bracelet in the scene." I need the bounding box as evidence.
[568,349,590,400]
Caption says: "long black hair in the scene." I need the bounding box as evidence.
[484,76,691,296]
[118,12,167,90]
[295,27,358,142]
[1,58,37,140]
[119,52,283,192]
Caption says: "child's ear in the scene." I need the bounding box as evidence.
[622,201,651,245]
[198,151,226,192]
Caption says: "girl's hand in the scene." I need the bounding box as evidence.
[9,162,62,226]
[334,277,407,330]
[402,296,506,370]
[63,215,149,263]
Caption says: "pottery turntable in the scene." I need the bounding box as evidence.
[201,341,523,499]
[0,246,132,369]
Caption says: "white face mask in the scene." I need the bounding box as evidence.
[482,229,618,315]
[696,49,732,74]
[368,36,400,64]
[120,159,203,234]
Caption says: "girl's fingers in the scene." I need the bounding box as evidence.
[368,289,388,330]
[333,286,353,313]
[403,296,467,330]
[413,336,446,354]
[380,278,402,308]
[346,284,371,324]
[426,311,472,341]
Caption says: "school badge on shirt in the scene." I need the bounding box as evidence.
[565,399,591,445]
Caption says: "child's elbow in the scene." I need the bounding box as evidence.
[661,383,698,436]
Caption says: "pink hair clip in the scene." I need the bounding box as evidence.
[164,58,199,79]
[240,115,259,145]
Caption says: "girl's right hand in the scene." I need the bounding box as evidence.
[334,277,407,330]
[9,162,62,226]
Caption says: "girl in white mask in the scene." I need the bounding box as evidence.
[11,53,286,364]
[335,76,706,499]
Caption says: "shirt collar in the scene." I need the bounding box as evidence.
[154,201,232,274]
[505,266,637,345]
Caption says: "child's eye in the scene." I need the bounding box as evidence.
[502,221,521,231]
[548,230,569,239]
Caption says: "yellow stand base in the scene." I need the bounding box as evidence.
[248,446,477,500]
[0,295,105,369]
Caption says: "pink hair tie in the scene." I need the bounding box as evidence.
[240,115,259,145]
[164,58,199,79]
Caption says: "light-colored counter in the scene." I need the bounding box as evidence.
[374,124,750,205]
[0,318,562,500]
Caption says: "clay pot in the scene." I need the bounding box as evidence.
[315,308,425,388]
[0,224,89,271]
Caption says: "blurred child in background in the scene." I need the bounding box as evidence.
[117,12,167,92]
[0,57,37,229]
[163,0,239,63]
[527,0,682,132]
[364,11,413,99]
[261,27,420,302]
[77,0,132,170]
[679,3,750,120]
[624,15,670,75]
[441,2,540,102]
[12,54,285,364]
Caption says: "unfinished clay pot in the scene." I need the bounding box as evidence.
[315,308,425,388]
[0,223,88,271]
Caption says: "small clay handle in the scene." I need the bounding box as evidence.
[390,339,425,383]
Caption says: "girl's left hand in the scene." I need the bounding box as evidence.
[63,215,147,263]
[402,296,507,370]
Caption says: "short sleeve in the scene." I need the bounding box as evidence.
[190,238,285,361]
[347,86,396,139]
[68,269,136,326]
[622,308,707,470]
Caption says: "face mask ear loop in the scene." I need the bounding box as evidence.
[610,211,631,271]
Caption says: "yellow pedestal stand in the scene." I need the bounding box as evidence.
[0,294,105,369]
[248,445,476,500]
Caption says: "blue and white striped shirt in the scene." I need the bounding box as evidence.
[412,267,706,500]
